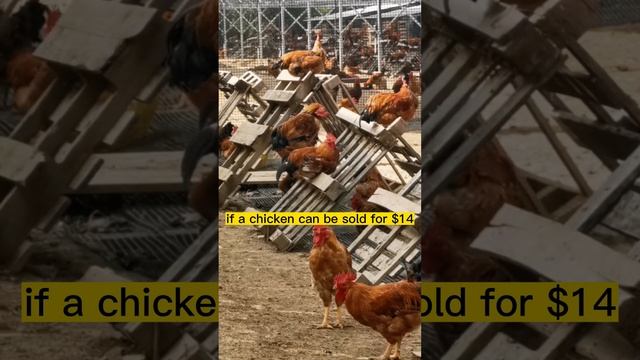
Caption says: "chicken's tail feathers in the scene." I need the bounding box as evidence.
[271,129,289,150]
[276,159,297,181]
[181,125,217,187]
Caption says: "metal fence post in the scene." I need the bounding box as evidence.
[376,0,383,72]
[240,7,245,58]
[338,0,343,70]
[281,2,286,55]
[307,0,312,50]
[257,1,263,59]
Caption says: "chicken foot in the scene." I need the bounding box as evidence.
[333,306,344,329]
[317,306,333,329]
[390,338,402,359]
[373,343,394,360]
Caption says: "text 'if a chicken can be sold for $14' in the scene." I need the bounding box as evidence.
[225,212,416,226]
[421,282,619,323]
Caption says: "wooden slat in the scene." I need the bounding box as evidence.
[475,205,640,291]
[75,152,214,194]
[567,146,640,232]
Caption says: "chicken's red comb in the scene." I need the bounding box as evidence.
[313,225,329,233]
[325,133,337,142]
[334,272,356,285]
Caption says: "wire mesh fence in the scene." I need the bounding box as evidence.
[219,0,421,94]
[600,0,640,26]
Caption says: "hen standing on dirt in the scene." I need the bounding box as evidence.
[308,226,352,329]
[334,272,421,359]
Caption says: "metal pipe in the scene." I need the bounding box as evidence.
[307,0,312,50]
[376,0,382,72]
[338,0,343,70]
[240,7,245,58]
[257,1,263,58]
[222,1,228,56]
[281,2,286,55]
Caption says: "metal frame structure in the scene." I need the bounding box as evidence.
[219,0,420,72]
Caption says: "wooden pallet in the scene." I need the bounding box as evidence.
[348,173,421,285]
[267,107,421,251]
[112,223,218,360]
[0,0,199,266]
[422,0,640,358]
[218,71,364,206]
[218,71,267,125]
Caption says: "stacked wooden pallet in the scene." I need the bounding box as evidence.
[0,0,200,268]
[218,71,360,206]
[268,107,421,251]
[422,0,640,358]
[218,70,267,125]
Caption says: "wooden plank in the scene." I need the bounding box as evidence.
[243,171,277,185]
[567,146,640,232]
[575,325,640,360]
[475,205,640,291]
[601,191,640,241]
[0,138,44,185]
[526,99,592,196]
[475,333,535,360]
[442,323,502,360]
[230,122,269,148]
[307,173,345,201]
[35,0,157,71]
[368,188,420,214]
[161,333,210,360]
[555,111,640,161]
[262,90,296,103]
[76,152,214,194]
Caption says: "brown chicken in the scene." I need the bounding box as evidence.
[361,74,418,126]
[351,169,390,210]
[308,226,352,329]
[432,142,531,240]
[269,32,330,77]
[167,0,217,128]
[334,272,421,359]
[277,133,340,192]
[219,122,237,159]
[422,216,513,350]
[422,216,513,282]
[271,103,328,159]
[363,71,384,90]
[0,0,55,113]
[6,50,53,113]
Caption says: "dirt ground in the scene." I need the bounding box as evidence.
[0,229,131,360]
[218,221,421,360]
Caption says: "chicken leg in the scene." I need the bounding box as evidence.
[375,343,393,359]
[317,306,333,329]
[390,338,402,359]
[334,306,344,328]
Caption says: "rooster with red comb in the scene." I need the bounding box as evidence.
[308,225,352,329]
